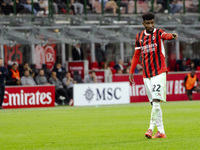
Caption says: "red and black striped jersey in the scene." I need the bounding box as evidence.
[134,28,173,78]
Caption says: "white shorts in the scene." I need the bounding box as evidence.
[143,72,166,102]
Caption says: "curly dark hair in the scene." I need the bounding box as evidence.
[142,12,155,21]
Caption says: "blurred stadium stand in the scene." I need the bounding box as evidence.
[0,0,200,71]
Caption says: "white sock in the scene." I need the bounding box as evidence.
[155,107,165,134]
[149,102,160,132]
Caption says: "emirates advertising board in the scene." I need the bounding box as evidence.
[74,82,130,106]
[113,72,200,102]
[2,85,55,109]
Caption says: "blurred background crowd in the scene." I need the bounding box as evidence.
[0,0,199,16]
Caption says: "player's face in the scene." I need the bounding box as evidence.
[143,19,155,33]
[191,70,195,77]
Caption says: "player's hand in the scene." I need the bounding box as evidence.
[172,33,178,39]
[129,74,135,85]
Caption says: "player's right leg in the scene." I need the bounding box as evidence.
[143,78,153,138]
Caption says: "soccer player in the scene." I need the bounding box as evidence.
[184,69,200,101]
[129,12,178,139]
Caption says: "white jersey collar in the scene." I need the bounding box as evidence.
[144,28,156,35]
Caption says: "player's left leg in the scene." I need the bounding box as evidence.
[152,100,166,139]
[151,73,167,138]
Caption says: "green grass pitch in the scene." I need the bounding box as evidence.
[0,101,200,150]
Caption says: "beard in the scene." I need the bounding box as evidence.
[146,29,153,34]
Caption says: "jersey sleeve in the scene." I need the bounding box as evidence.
[135,33,142,50]
[129,34,142,74]
[159,29,173,40]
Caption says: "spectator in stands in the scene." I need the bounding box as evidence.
[41,64,51,80]
[35,69,50,85]
[20,0,37,15]
[21,69,36,86]
[39,0,48,14]
[54,0,67,14]
[0,0,24,15]
[101,62,112,75]
[19,62,34,77]
[73,70,83,83]
[114,59,124,71]
[137,0,149,13]
[156,0,167,13]
[185,0,199,12]
[39,0,59,15]
[33,0,41,13]
[72,43,84,60]
[84,70,97,83]
[62,72,76,100]
[99,0,119,15]
[116,68,123,74]
[52,62,66,81]
[189,61,196,71]
[49,71,69,105]
[148,0,162,13]
[68,0,75,14]
[80,0,92,10]
[123,67,129,74]
[179,58,190,71]
[9,63,21,85]
[169,0,183,14]
[71,0,83,15]
[52,0,59,14]
[114,0,128,14]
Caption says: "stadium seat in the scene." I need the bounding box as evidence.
[186,59,191,66]
[91,62,100,70]
[100,61,104,68]
[197,66,200,71]
[109,61,115,68]
[111,68,116,74]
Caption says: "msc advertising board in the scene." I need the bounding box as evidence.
[74,82,130,106]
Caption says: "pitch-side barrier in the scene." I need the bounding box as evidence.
[113,72,200,102]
